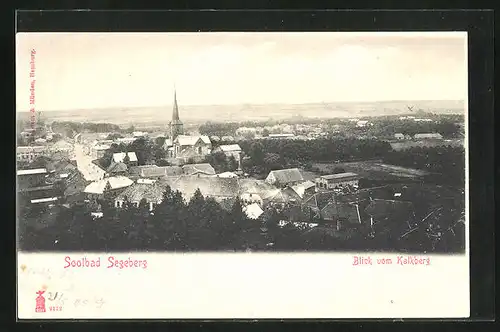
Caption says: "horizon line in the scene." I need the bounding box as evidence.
[16,99,465,113]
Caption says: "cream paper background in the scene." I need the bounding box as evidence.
[18,253,469,319]
[16,31,469,319]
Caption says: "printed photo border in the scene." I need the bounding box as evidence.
[10,9,495,324]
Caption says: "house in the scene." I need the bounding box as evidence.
[289,180,316,199]
[315,173,359,191]
[268,133,295,139]
[262,188,300,208]
[162,138,174,150]
[46,158,77,173]
[112,152,138,166]
[106,162,128,176]
[394,133,405,140]
[210,136,220,142]
[321,201,363,230]
[140,165,183,178]
[239,193,263,207]
[90,144,111,159]
[48,140,74,156]
[116,137,137,145]
[17,168,48,190]
[213,144,243,169]
[265,168,304,187]
[62,171,88,202]
[182,163,216,176]
[83,176,134,200]
[34,138,47,144]
[30,197,58,206]
[356,120,370,128]
[17,146,46,162]
[303,192,336,214]
[132,131,148,138]
[215,171,239,179]
[414,133,443,140]
[243,203,264,220]
[114,181,167,211]
[167,176,239,202]
[168,135,212,159]
[238,178,278,200]
[364,199,415,234]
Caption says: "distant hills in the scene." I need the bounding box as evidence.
[17,100,465,127]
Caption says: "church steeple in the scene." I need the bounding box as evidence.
[172,88,180,121]
[170,87,184,140]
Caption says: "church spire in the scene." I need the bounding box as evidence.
[172,88,180,121]
[170,86,184,141]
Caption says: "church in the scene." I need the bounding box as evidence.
[163,90,212,163]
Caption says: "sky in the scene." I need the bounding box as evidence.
[16,32,467,112]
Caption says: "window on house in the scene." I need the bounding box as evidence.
[198,147,202,154]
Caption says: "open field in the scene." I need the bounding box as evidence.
[17,100,464,126]
[390,139,464,151]
[311,160,429,181]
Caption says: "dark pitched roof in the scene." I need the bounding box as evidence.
[138,166,183,178]
[365,199,414,221]
[182,163,216,176]
[170,176,239,200]
[267,168,304,185]
[115,182,167,203]
[107,162,128,173]
[303,192,336,210]
[283,205,312,223]
[321,202,361,224]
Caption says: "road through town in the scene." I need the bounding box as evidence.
[73,143,105,182]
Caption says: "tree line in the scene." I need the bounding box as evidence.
[19,184,465,253]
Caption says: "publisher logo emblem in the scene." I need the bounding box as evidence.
[35,290,46,313]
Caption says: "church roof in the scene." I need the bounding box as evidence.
[175,135,211,146]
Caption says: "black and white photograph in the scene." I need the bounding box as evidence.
[17,32,467,254]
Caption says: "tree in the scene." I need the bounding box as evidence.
[333,167,346,174]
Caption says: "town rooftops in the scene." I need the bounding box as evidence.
[116,137,137,144]
[364,199,414,220]
[93,144,111,150]
[17,168,47,176]
[216,171,239,178]
[113,152,138,163]
[414,133,443,139]
[106,162,128,174]
[163,139,173,147]
[320,172,359,181]
[290,180,316,198]
[115,182,166,204]
[50,140,73,150]
[182,163,216,176]
[216,144,242,152]
[140,165,183,178]
[84,176,133,194]
[175,135,211,146]
[30,197,58,204]
[17,146,46,153]
[266,168,304,185]
[167,176,239,200]
[243,203,264,219]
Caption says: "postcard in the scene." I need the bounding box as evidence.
[16,31,469,319]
